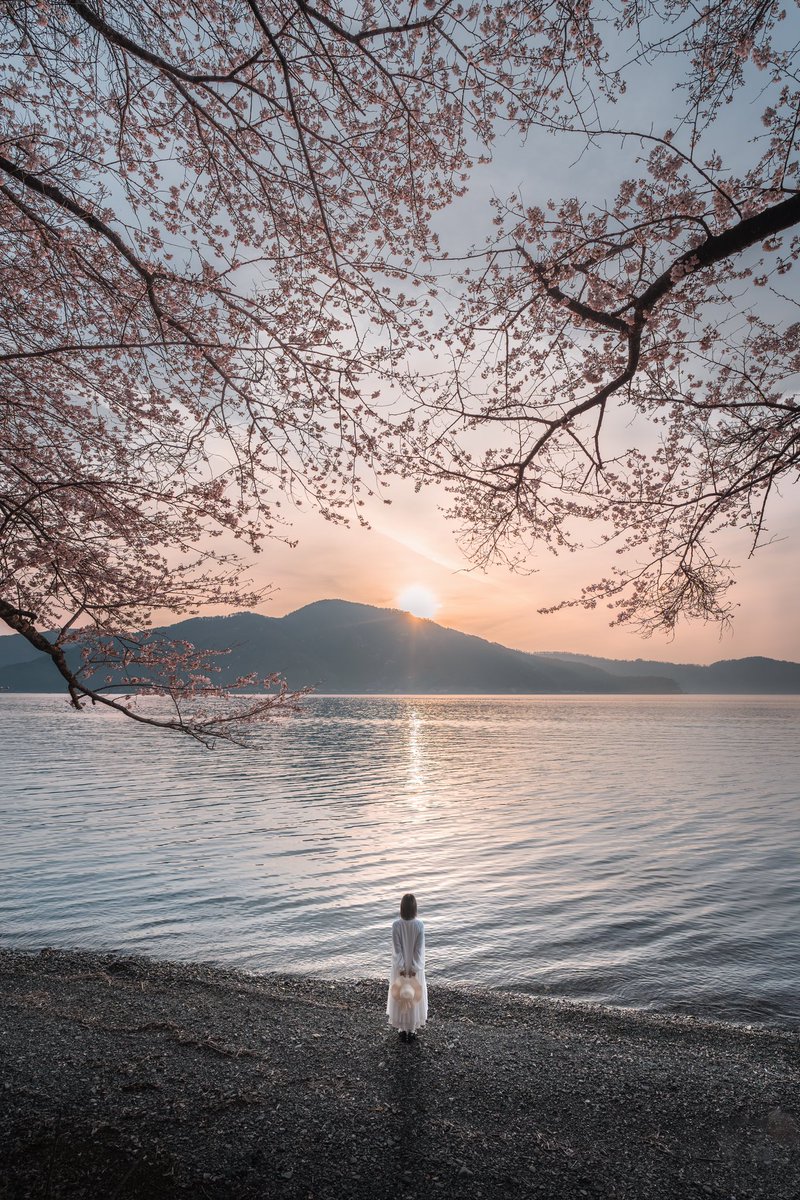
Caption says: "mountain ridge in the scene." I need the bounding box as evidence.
[0,599,798,694]
[0,600,675,695]
[531,648,800,694]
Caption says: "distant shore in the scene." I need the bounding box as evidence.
[1,949,798,1199]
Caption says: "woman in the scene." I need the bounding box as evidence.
[386,892,428,1041]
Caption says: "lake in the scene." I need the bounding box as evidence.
[1,693,798,1028]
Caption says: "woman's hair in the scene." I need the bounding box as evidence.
[400,893,417,920]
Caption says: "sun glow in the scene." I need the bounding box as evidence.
[397,585,440,620]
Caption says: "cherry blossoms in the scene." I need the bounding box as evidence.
[414,0,800,635]
[0,0,556,739]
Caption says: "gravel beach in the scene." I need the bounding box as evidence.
[1,949,798,1199]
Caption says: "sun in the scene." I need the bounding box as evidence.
[396,585,440,620]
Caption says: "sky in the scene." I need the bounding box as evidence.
[225,33,800,668]
[221,474,800,665]
[5,10,798,666]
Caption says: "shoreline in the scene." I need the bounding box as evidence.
[1,949,798,1199]
[4,939,797,1035]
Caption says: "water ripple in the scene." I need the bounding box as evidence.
[1,693,798,1027]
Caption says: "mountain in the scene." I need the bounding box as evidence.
[0,629,58,671]
[1,600,798,694]
[0,600,678,695]
[534,651,800,694]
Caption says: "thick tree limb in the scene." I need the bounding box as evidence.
[510,191,800,486]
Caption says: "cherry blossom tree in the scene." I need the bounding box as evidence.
[414,0,800,636]
[0,0,571,740]
[4,2,799,742]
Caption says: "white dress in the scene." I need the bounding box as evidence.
[386,916,428,1033]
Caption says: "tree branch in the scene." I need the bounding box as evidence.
[509,191,800,484]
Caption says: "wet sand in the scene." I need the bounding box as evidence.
[1,949,798,1199]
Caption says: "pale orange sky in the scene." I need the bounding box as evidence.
[200,476,800,666]
[7,478,795,663]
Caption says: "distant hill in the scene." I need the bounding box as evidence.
[0,600,678,695]
[534,651,800,694]
[1,600,798,694]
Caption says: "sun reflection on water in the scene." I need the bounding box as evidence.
[406,708,430,815]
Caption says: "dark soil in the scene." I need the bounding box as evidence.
[1,949,798,1199]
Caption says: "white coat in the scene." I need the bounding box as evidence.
[386,916,428,1032]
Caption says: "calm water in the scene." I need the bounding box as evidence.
[1,694,798,1028]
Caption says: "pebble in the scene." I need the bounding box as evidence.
[1,948,798,1200]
